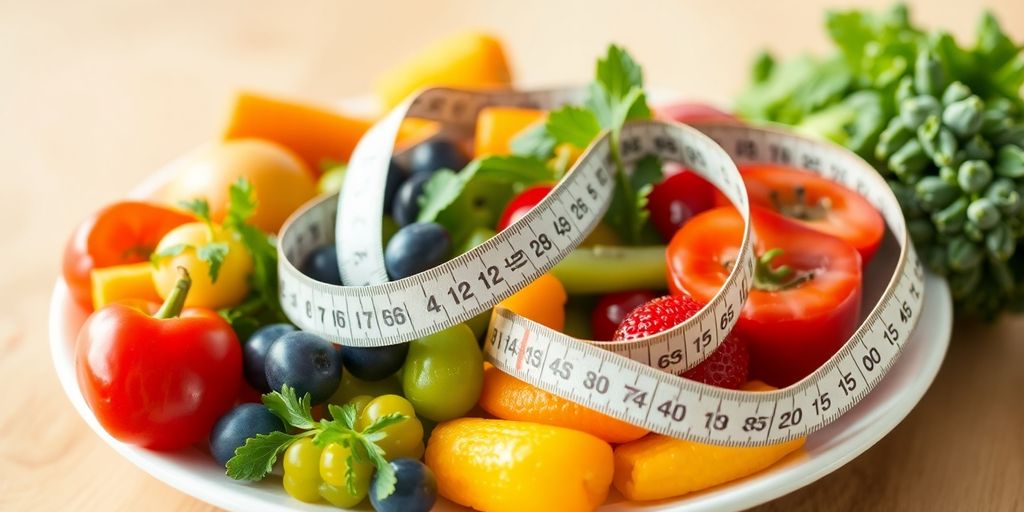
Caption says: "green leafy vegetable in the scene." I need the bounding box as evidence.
[737,4,1024,319]
[226,385,407,499]
[225,430,298,481]
[519,44,660,245]
[417,155,557,244]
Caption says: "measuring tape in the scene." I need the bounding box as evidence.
[277,87,924,447]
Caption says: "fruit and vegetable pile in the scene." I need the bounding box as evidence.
[738,4,1024,318]
[58,11,1005,510]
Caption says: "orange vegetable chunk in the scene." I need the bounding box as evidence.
[474,107,545,157]
[221,91,373,175]
[426,418,613,512]
[478,365,648,443]
[375,32,512,109]
[612,381,806,501]
[90,262,161,309]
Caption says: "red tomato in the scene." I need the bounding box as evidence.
[655,102,737,124]
[722,165,885,263]
[590,290,659,341]
[667,206,862,387]
[646,167,717,241]
[63,201,194,309]
[496,185,552,231]
[76,270,242,450]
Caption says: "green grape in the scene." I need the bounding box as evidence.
[403,324,483,422]
[356,394,425,459]
[319,442,372,497]
[283,438,324,503]
[328,370,403,406]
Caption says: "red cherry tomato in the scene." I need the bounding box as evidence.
[655,102,737,124]
[667,206,862,387]
[76,269,242,450]
[496,185,552,231]
[63,201,194,309]
[590,290,659,341]
[716,165,885,263]
[646,168,716,241]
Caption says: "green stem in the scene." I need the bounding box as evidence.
[753,248,814,292]
[610,129,636,244]
[154,266,192,319]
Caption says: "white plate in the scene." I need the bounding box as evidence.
[49,100,953,511]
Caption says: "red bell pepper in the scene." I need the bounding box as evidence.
[76,267,242,450]
[63,201,194,309]
[719,164,885,264]
[667,206,862,387]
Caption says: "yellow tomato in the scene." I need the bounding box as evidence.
[162,139,316,233]
[151,223,253,309]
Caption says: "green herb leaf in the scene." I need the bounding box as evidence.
[361,437,397,499]
[595,44,644,101]
[177,198,211,223]
[225,430,298,481]
[149,243,191,265]
[417,155,556,242]
[196,242,229,282]
[329,403,358,431]
[362,412,406,437]
[545,106,603,148]
[262,385,316,430]
[509,123,557,159]
[225,177,258,227]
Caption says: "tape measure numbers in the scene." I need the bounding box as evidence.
[276,87,925,447]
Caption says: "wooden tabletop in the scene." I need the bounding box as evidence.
[2,1,1022,510]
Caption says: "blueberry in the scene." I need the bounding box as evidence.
[243,323,296,391]
[383,161,407,214]
[301,245,342,285]
[264,331,343,404]
[209,404,285,468]
[409,139,467,175]
[369,458,437,512]
[341,343,409,381]
[384,222,451,280]
[392,172,433,226]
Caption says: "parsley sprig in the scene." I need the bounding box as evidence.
[151,177,286,338]
[226,385,406,499]
[512,44,663,244]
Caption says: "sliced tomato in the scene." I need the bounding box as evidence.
[723,164,885,263]
[667,206,862,387]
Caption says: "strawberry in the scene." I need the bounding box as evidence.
[613,295,749,389]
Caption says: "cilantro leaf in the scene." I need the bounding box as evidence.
[177,198,211,223]
[150,243,191,265]
[262,385,316,430]
[361,437,397,499]
[216,175,287,338]
[361,412,407,438]
[545,106,602,148]
[196,242,229,282]
[225,177,257,227]
[509,123,557,159]
[329,403,358,430]
[596,44,644,100]
[225,431,298,481]
[417,155,556,242]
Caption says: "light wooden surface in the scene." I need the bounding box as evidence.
[2,1,1022,510]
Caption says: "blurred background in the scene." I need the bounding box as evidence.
[1,0,1022,510]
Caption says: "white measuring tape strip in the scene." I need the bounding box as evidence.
[277,87,924,447]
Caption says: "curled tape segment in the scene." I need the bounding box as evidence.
[277,87,924,446]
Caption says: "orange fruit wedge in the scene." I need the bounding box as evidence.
[612,381,806,501]
[478,365,649,443]
[425,418,613,512]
